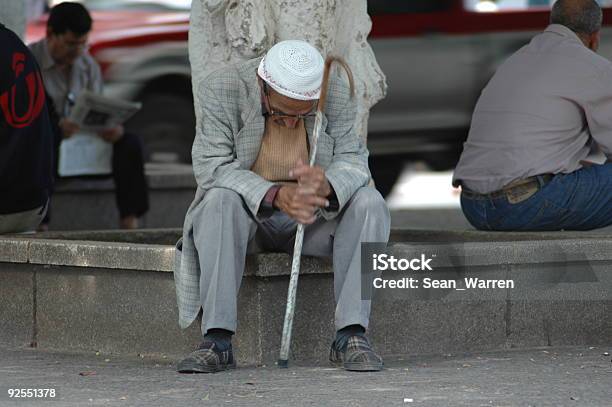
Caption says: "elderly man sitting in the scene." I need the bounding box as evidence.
[174,40,390,373]
[453,0,612,231]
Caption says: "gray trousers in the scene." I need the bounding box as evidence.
[192,186,390,335]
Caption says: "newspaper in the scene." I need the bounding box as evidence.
[58,133,114,177]
[68,90,141,133]
[58,91,141,177]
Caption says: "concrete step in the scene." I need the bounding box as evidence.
[46,163,196,230]
[1,229,611,366]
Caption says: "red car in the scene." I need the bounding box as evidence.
[27,0,612,194]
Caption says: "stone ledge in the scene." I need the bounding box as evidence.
[22,228,182,245]
[53,163,196,193]
[2,262,609,364]
[390,227,612,242]
[0,238,29,264]
[3,231,612,276]
[22,227,612,243]
[2,230,612,364]
[0,237,174,272]
[28,239,174,272]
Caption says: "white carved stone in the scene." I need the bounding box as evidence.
[189,0,387,142]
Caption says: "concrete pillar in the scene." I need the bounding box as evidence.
[0,0,26,39]
[189,0,387,143]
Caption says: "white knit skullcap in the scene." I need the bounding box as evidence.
[257,40,324,101]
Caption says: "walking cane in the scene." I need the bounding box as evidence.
[278,56,355,368]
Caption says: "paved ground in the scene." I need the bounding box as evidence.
[1,345,610,407]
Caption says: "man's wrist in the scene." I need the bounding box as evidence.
[259,185,281,218]
[272,185,284,209]
[326,185,339,212]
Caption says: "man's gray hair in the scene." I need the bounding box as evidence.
[550,0,602,35]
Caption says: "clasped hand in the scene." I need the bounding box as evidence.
[274,159,332,224]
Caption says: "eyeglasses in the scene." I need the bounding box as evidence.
[261,81,317,120]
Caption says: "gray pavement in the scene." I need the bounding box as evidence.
[1,345,611,407]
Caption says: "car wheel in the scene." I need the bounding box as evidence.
[125,91,195,163]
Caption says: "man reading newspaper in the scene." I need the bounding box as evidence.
[30,2,149,229]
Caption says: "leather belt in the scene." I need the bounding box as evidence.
[462,174,554,204]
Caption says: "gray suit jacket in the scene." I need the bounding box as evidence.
[174,58,371,329]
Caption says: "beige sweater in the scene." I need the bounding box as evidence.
[251,117,309,183]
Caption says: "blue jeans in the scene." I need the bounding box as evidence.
[460,164,612,231]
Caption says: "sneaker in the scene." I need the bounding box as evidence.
[177,340,236,373]
[329,335,383,371]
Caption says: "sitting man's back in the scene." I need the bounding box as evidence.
[453,0,612,231]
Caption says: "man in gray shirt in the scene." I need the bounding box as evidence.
[30,2,149,229]
[453,0,612,231]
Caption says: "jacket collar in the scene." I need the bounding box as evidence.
[544,24,584,45]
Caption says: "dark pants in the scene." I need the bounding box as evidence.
[460,163,612,231]
[111,132,149,218]
[45,132,149,223]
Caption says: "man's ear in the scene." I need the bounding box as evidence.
[589,31,600,52]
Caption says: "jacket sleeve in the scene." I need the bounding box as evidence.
[320,80,371,220]
[191,82,273,217]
